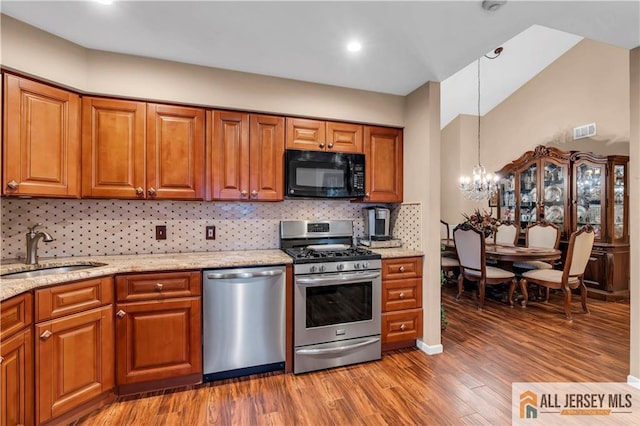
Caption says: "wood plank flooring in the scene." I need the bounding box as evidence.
[75,285,630,425]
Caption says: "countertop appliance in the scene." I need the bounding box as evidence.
[285,149,365,199]
[202,265,286,382]
[280,219,382,374]
[363,206,392,241]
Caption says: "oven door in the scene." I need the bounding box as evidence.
[294,270,381,347]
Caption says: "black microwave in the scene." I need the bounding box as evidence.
[285,149,365,198]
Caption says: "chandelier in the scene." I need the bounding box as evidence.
[459,48,503,202]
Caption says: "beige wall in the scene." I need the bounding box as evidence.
[404,81,442,352]
[629,47,639,384]
[442,38,630,223]
[1,14,405,127]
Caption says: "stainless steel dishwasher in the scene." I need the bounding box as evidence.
[202,265,286,382]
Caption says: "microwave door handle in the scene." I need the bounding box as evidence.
[296,271,381,286]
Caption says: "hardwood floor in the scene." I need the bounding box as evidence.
[75,285,630,425]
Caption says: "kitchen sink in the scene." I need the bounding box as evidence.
[1,263,104,279]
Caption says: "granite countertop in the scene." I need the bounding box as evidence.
[0,250,293,301]
[368,248,424,258]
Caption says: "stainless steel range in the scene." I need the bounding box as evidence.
[280,219,382,374]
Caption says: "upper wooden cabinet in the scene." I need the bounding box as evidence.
[82,98,205,199]
[211,111,284,201]
[3,73,81,198]
[146,104,205,199]
[82,97,146,199]
[286,118,363,153]
[363,126,403,203]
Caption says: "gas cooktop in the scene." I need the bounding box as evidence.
[283,246,379,264]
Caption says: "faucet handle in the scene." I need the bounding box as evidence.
[27,223,43,233]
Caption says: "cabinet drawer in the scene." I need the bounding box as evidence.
[1,292,33,340]
[382,278,422,312]
[382,257,422,280]
[36,277,113,322]
[381,309,423,344]
[116,271,201,302]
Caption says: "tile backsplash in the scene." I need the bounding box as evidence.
[1,199,421,260]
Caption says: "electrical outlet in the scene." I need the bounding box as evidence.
[156,225,167,240]
[206,226,215,240]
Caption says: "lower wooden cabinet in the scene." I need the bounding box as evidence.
[381,257,423,351]
[583,243,630,298]
[34,277,115,425]
[115,271,202,394]
[1,293,34,426]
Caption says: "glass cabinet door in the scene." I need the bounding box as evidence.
[518,162,537,231]
[613,163,626,241]
[575,162,605,240]
[542,160,568,235]
[498,173,516,223]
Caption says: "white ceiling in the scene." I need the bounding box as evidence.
[2,1,639,128]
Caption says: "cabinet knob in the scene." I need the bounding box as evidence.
[400,323,406,331]
[0,356,4,364]
[399,266,405,272]
[399,292,405,299]
[135,187,144,196]
[327,143,334,149]
[156,283,164,291]
[251,190,258,198]
[318,142,325,149]
[7,180,18,190]
[241,190,248,197]
[148,187,156,196]
[365,192,370,199]
[116,310,126,318]
[40,330,53,340]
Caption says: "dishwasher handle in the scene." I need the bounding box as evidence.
[206,269,283,280]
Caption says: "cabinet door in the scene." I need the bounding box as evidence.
[517,161,538,231]
[146,104,205,200]
[610,159,628,243]
[212,111,250,200]
[249,114,285,201]
[541,158,570,238]
[497,172,516,223]
[364,126,403,203]
[82,97,146,198]
[115,298,202,386]
[285,117,326,151]
[1,327,34,426]
[326,121,363,153]
[3,74,81,198]
[35,305,114,425]
[574,160,605,241]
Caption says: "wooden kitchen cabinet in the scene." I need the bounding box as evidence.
[381,257,423,352]
[211,111,284,201]
[363,126,403,203]
[3,73,81,198]
[34,277,115,425]
[1,292,34,426]
[83,98,205,199]
[114,271,202,394]
[286,117,363,153]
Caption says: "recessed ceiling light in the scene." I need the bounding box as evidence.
[347,41,362,53]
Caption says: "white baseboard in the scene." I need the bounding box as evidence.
[417,339,443,355]
[628,375,640,388]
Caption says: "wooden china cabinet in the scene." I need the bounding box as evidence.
[496,145,629,298]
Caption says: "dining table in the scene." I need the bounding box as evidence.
[441,238,562,306]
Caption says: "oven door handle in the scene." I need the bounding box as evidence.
[296,271,381,286]
[296,337,380,356]
[206,270,283,280]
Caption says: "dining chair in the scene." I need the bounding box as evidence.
[519,225,595,321]
[453,223,517,310]
[440,220,459,282]
[513,221,561,271]
[494,222,519,245]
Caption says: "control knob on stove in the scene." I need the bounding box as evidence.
[319,265,326,272]
[337,264,344,271]
[310,265,317,273]
[354,263,361,269]
[362,261,370,269]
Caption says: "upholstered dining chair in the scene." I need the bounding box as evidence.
[519,225,595,321]
[440,220,459,281]
[494,222,519,245]
[453,223,517,310]
[513,221,561,271]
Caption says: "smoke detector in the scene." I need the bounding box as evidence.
[482,1,507,11]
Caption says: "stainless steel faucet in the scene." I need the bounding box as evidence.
[26,223,54,265]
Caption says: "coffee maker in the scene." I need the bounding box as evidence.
[363,207,391,241]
